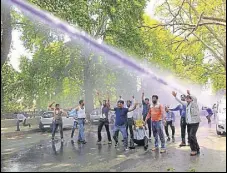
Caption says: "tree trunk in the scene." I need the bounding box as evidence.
[1,2,12,114]
[84,60,94,119]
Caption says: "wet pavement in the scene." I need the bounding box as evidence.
[1,117,226,172]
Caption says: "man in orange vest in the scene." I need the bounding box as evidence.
[145,95,166,153]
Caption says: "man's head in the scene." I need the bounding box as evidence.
[145,98,149,104]
[55,104,60,109]
[180,94,186,101]
[126,100,132,107]
[152,95,158,104]
[165,106,169,112]
[79,100,84,106]
[186,95,193,103]
[117,100,124,108]
[103,100,107,106]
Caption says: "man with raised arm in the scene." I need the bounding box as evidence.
[48,102,67,142]
[172,90,201,156]
[170,92,189,146]
[110,100,138,151]
[96,92,112,145]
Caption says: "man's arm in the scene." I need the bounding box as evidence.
[107,93,110,108]
[160,104,165,120]
[144,109,151,124]
[142,92,145,104]
[169,105,181,112]
[172,91,186,106]
[48,102,55,111]
[97,92,102,106]
[128,103,138,112]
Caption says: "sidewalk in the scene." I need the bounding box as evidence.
[1,126,39,138]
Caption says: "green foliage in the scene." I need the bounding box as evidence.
[1,0,225,113]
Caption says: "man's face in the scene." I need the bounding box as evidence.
[152,97,157,103]
[56,104,60,109]
[81,102,85,106]
[103,100,107,106]
[181,95,186,101]
[118,102,123,108]
[145,99,149,104]
[127,101,131,107]
[186,96,192,103]
[165,107,169,112]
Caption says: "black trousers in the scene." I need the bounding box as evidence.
[97,119,111,142]
[180,117,190,143]
[126,118,134,139]
[133,136,148,146]
[16,119,30,131]
[143,116,151,138]
[188,123,200,152]
[164,121,175,137]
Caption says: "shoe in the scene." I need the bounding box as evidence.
[172,137,175,143]
[122,140,124,142]
[148,137,152,141]
[190,151,197,156]
[144,145,148,151]
[81,141,87,144]
[160,148,166,153]
[124,147,129,151]
[16,130,20,131]
[167,137,170,142]
[179,142,186,147]
[97,141,102,145]
[151,147,158,151]
[29,124,31,128]
[77,140,81,143]
[115,142,119,147]
[108,141,112,145]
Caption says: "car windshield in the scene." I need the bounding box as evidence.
[42,112,54,118]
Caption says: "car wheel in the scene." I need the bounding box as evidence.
[216,125,222,135]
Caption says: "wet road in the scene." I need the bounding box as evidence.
[1,117,226,172]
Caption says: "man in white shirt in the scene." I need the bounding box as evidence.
[16,112,31,131]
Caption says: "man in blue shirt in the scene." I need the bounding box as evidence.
[164,106,175,142]
[202,107,213,124]
[110,100,138,150]
[170,93,189,147]
[142,92,151,140]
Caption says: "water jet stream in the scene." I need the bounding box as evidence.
[6,0,214,105]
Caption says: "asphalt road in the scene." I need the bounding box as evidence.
[1,117,226,172]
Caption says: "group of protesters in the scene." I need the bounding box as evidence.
[46,89,202,156]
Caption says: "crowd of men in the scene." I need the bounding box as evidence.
[46,89,202,156]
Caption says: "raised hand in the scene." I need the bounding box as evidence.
[187,90,190,95]
[172,91,177,97]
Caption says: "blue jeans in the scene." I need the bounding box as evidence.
[71,121,78,138]
[152,121,165,149]
[113,125,128,147]
[78,119,85,141]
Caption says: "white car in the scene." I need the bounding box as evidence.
[216,98,226,135]
[39,111,74,131]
